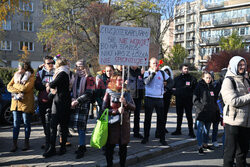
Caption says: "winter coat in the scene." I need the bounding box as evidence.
[127,67,144,99]
[221,57,250,127]
[193,79,218,122]
[102,90,135,145]
[96,73,111,107]
[7,73,35,113]
[49,71,71,116]
[173,73,197,98]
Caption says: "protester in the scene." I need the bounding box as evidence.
[172,63,197,138]
[155,66,174,137]
[141,57,169,145]
[7,61,35,152]
[101,74,135,167]
[221,56,250,167]
[96,65,115,116]
[35,56,55,151]
[71,59,95,159]
[127,66,144,138]
[193,71,217,155]
[43,57,71,158]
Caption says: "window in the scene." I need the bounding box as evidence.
[21,22,34,31]
[2,20,11,30]
[224,29,230,36]
[20,0,33,12]
[19,41,34,51]
[240,28,245,35]
[0,41,12,51]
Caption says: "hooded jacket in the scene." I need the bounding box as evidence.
[221,56,250,127]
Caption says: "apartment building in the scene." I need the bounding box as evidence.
[199,0,250,64]
[172,0,250,68]
[0,0,46,68]
[161,20,174,56]
[174,1,198,64]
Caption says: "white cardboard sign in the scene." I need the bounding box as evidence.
[99,25,150,66]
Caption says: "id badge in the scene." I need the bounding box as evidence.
[210,91,214,96]
[186,81,190,86]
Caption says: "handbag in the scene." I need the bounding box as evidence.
[90,108,108,149]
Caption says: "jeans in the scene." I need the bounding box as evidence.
[78,129,85,146]
[212,121,219,142]
[13,111,31,140]
[196,120,211,147]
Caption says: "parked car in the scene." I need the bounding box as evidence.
[0,88,12,125]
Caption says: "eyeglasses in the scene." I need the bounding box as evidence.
[46,62,54,65]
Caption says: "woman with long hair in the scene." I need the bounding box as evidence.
[7,61,35,152]
[101,74,135,167]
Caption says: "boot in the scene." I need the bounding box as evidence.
[75,145,86,159]
[22,139,30,151]
[10,139,18,152]
[43,146,56,158]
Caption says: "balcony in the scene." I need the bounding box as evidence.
[187,9,195,15]
[175,11,184,17]
[175,38,184,42]
[187,27,195,32]
[187,18,195,23]
[186,45,194,50]
[175,21,184,25]
[175,29,184,34]
[246,15,250,22]
[204,2,224,9]
[211,19,232,26]
[201,37,220,45]
[186,37,194,41]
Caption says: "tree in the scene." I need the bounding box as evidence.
[219,31,245,51]
[206,50,250,72]
[38,0,157,68]
[165,44,188,70]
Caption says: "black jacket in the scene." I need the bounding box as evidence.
[193,79,218,122]
[49,71,71,115]
[127,67,144,99]
[173,73,197,98]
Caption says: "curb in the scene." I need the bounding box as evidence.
[97,132,224,167]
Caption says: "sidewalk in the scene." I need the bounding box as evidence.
[0,107,224,167]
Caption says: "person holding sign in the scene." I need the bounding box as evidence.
[193,71,218,155]
[101,74,135,167]
[171,64,197,138]
[141,57,169,145]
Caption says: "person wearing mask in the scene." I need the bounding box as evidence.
[172,64,197,138]
[96,65,115,116]
[193,71,218,155]
[71,59,95,159]
[101,74,135,167]
[221,56,250,167]
[43,57,71,158]
[141,57,169,145]
[35,56,55,151]
[127,66,144,138]
[7,61,35,152]
[155,66,174,137]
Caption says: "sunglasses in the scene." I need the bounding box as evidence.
[46,62,54,65]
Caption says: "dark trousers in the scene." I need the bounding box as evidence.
[144,97,165,140]
[39,102,52,147]
[133,98,142,134]
[50,114,69,148]
[223,124,250,167]
[156,93,172,135]
[175,97,194,133]
[106,143,127,167]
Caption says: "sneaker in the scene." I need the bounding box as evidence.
[141,138,148,144]
[213,141,219,148]
[203,145,214,152]
[171,131,182,135]
[198,147,205,155]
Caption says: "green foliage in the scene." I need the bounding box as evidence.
[219,31,245,51]
[166,44,188,70]
[0,67,16,85]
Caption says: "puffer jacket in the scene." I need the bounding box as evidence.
[7,73,35,113]
[221,56,250,127]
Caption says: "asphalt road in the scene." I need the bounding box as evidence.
[130,140,250,167]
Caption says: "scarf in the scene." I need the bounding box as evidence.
[14,71,31,84]
[53,65,70,80]
[72,73,87,98]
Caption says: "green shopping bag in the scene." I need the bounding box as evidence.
[90,108,108,149]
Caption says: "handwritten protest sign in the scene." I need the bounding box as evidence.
[99,25,150,66]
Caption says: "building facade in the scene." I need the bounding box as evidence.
[0,0,47,68]
[172,0,250,68]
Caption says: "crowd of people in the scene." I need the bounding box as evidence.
[2,55,250,167]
